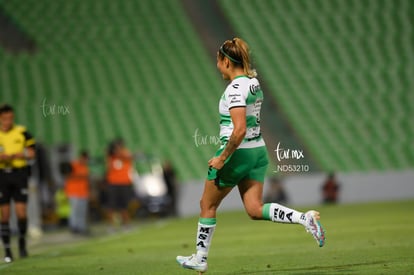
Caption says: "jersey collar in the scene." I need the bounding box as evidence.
[233,75,248,80]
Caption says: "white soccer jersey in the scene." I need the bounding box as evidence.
[219,75,265,149]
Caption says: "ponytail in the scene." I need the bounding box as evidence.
[218,37,257,78]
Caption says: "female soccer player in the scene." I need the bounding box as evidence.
[176,38,325,273]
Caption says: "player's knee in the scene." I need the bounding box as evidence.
[199,198,212,210]
[199,198,218,214]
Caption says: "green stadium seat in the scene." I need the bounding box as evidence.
[1,0,413,179]
[218,0,414,172]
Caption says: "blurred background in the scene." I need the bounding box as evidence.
[0,0,413,232]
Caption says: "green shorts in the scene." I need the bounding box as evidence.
[207,146,269,188]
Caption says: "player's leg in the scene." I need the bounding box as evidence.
[199,179,233,218]
[262,198,326,247]
[0,202,12,263]
[0,173,13,263]
[237,179,264,219]
[237,147,304,223]
[14,168,30,257]
[238,179,306,223]
[15,202,28,257]
[238,178,326,247]
[197,179,233,261]
[177,179,233,272]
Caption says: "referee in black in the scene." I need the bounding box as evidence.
[0,104,35,263]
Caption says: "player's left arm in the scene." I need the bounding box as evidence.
[208,106,246,169]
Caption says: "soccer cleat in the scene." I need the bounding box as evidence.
[4,256,13,263]
[176,255,193,266]
[176,254,208,272]
[4,249,13,263]
[304,210,326,247]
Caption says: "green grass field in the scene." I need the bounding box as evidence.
[0,200,413,274]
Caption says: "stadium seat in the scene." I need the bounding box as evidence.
[218,0,414,171]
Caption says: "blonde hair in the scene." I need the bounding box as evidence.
[218,37,257,78]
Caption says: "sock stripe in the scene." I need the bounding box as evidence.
[198,217,216,226]
[262,203,271,220]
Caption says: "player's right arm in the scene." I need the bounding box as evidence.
[208,106,246,170]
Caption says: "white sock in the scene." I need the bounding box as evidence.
[195,218,216,263]
[263,203,306,226]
